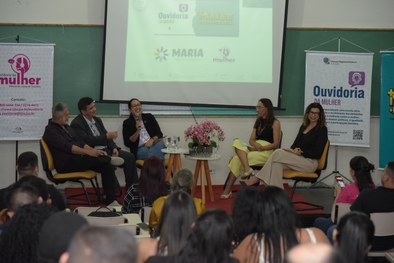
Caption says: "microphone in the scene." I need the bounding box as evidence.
[135,113,140,121]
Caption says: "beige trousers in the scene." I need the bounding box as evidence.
[254,149,318,189]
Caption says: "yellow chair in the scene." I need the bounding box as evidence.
[39,138,101,206]
[282,140,330,211]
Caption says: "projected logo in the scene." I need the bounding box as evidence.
[155,47,169,62]
[349,71,365,87]
[213,47,235,63]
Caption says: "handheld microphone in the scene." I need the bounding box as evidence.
[135,113,140,121]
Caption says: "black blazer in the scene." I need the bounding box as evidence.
[122,113,163,157]
[71,114,118,152]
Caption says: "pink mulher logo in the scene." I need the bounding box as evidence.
[0,54,41,86]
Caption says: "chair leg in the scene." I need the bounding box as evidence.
[65,181,93,207]
[290,181,324,212]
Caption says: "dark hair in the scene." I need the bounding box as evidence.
[336,211,374,263]
[77,97,94,112]
[17,151,38,177]
[52,102,68,119]
[139,156,168,202]
[253,186,299,263]
[0,204,57,263]
[6,176,50,211]
[303,102,326,128]
[175,209,234,263]
[232,186,260,244]
[67,226,137,263]
[127,98,140,109]
[349,156,375,192]
[254,98,276,131]
[156,191,197,255]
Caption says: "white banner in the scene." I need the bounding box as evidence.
[0,43,54,140]
[305,51,373,147]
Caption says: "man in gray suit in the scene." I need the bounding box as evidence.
[71,97,138,189]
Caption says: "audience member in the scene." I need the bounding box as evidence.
[122,98,165,160]
[286,243,342,263]
[0,151,66,211]
[138,190,197,263]
[37,211,88,263]
[314,156,375,240]
[333,211,374,263]
[59,225,137,263]
[149,169,205,229]
[71,97,138,188]
[232,186,261,245]
[233,186,328,263]
[350,161,394,251]
[43,102,119,205]
[244,102,328,189]
[0,203,57,263]
[147,209,239,263]
[122,156,169,213]
[221,98,281,199]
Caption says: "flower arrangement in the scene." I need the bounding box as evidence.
[184,120,225,148]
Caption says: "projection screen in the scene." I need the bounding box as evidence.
[102,0,288,107]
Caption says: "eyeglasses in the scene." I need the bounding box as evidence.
[309,111,320,116]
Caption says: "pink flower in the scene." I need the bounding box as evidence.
[184,120,225,146]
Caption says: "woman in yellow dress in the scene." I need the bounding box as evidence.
[220,98,281,199]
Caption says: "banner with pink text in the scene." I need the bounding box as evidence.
[304,51,373,147]
[0,43,54,140]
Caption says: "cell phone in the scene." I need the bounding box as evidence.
[335,176,346,188]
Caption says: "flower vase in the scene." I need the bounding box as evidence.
[189,145,213,157]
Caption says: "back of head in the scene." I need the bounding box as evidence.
[139,156,167,202]
[385,162,394,184]
[177,209,233,263]
[77,97,94,112]
[171,169,194,194]
[52,102,68,119]
[6,183,39,213]
[16,175,50,201]
[335,211,375,263]
[255,186,299,263]
[157,190,197,255]
[0,203,57,263]
[38,211,88,263]
[232,186,260,243]
[17,151,39,177]
[65,226,137,263]
[349,156,375,191]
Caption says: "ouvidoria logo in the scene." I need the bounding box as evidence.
[0,54,41,86]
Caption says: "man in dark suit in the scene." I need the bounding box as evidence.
[71,97,138,189]
[122,98,165,160]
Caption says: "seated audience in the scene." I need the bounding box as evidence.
[59,226,137,263]
[313,156,375,239]
[244,102,328,189]
[0,151,66,211]
[350,161,394,251]
[122,98,165,160]
[333,211,374,263]
[231,186,261,245]
[138,190,197,263]
[221,98,281,199]
[233,186,328,263]
[122,156,169,213]
[43,102,119,205]
[71,97,138,188]
[0,203,57,263]
[147,209,239,263]
[149,169,205,229]
[37,211,88,263]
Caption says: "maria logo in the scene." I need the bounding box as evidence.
[0,54,41,86]
[155,47,169,62]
